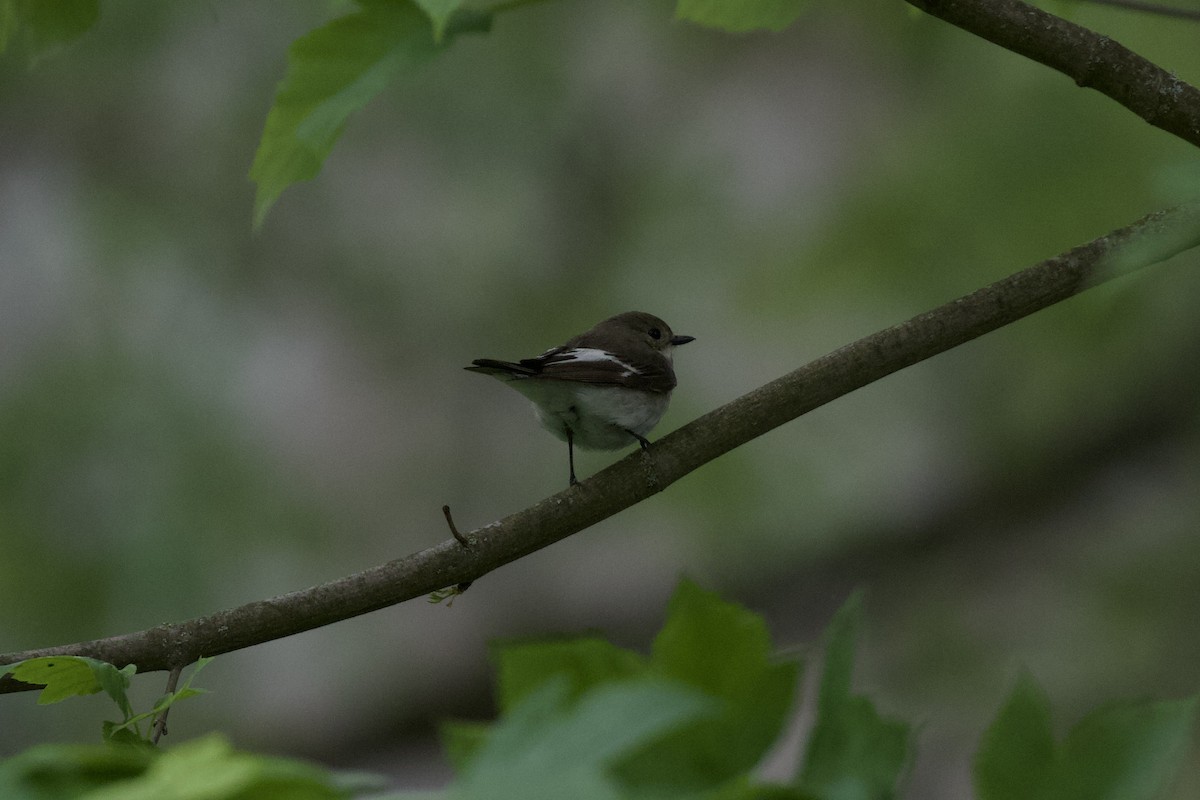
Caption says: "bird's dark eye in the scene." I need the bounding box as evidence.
[648,328,662,340]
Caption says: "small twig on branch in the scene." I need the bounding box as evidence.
[1076,0,1200,21]
[151,665,183,744]
[2,203,1200,694]
[906,0,1200,149]
[437,504,473,601]
[443,504,469,548]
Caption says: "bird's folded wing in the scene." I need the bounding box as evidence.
[524,347,675,393]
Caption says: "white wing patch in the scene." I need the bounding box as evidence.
[557,348,639,377]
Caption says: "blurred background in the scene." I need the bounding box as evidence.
[2,0,1199,796]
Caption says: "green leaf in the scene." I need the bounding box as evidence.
[102,724,156,749]
[440,720,491,772]
[327,768,392,796]
[493,636,647,712]
[974,670,1197,800]
[94,663,138,719]
[250,0,491,226]
[674,0,808,33]
[1052,695,1198,800]
[709,781,821,800]
[0,2,14,52]
[154,656,213,714]
[799,591,911,800]
[0,0,99,62]
[615,579,801,794]
[106,657,212,741]
[0,735,369,799]
[454,677,715,800]
[0,742,154,799]
[2,656,133,709]
[411,0,464,41]
[974,670,1055,800]
[82,734,347,800]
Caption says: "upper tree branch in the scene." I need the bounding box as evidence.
[1082,0,1200,21]
[906,0,1200,148]
[4,202,1200,694]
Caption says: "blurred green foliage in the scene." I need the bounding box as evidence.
[0,734,364,800]
[3,586,1191,799]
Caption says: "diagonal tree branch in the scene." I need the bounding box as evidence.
[906,0,1200,149]
[4,202,1200,695]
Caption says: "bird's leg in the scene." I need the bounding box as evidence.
[626,429,652,450]
[626,429,660,491]
[567,429,578,486]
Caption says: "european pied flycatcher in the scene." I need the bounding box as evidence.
[466,311,694,485]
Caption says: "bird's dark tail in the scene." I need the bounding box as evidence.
[464,358,536,376]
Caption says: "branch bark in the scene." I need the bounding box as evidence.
[4,202,1200,694]
[906,0,1200,148]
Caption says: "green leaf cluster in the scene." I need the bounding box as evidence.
[435,580,882,800]
[1,0,815,224]
[248,0,809,224]
[0,658,377,799]
[2,584,1196,799]
[0,656,210,746]
[422,583,1196,800]
[0,734,365,800]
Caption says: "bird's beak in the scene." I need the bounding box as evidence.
[671,334,695,346]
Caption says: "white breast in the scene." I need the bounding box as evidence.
[530,384,671,451]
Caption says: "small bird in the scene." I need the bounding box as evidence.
[466,311,694,486]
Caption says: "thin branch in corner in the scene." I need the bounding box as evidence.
[1077,0,1200,21]
[151,665,183,744]
[906,0,1200,149]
